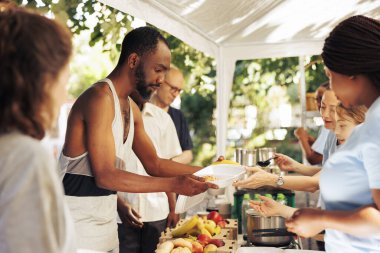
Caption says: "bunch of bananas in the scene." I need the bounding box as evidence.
[171,215,222,238]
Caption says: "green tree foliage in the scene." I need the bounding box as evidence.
[230,56,327,162]
[16,0,327,165]
[15,0,217,165]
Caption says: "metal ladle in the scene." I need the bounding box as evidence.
[256,157,276,167]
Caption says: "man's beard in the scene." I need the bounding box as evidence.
[135,63,159,100]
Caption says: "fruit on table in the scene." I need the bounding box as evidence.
[207,211,223,224]
[205,220,216,228]
[173,238,192,250]
[156,241,174,253]
[186,228,200,236]
[214,225,221,236]
[197,234,211,246]
[196,219,205,230]
[200,228,212,237]
[203,244,218,253]
[204,220,216,235]
[208,239,225,247]
[191,241,203,253]
[170,247,192,253]
[217,220,227,228]
[171,215,199,237]
[211,159,240,165]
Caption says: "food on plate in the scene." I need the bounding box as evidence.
[211,159,240,165]
[173,238,192,250]
[202,175,217,182]
[156,240,174,253]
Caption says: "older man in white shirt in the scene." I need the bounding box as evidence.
[118,100,182,253]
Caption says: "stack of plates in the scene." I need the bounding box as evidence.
[175,164,245,213]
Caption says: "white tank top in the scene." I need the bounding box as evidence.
[59,78,134,251]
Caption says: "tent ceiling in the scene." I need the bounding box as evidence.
[98,0,380,156]
[99,0,380,59]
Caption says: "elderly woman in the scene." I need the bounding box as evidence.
[234,103,366,195]
[0,5,75,253]
[248,104,367,217]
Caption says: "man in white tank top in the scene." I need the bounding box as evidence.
[59,27,217,252]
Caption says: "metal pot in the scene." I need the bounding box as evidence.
[246,209,293,247]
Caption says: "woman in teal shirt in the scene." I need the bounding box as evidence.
[286,15,380,252]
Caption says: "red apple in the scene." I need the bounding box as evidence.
[207,211,223,223]
[191,241,203,253]
[217,220,227,228]
[197,234,211,246]
[209,239,225,247]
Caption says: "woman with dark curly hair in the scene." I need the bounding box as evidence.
[0,4,75,253]
[286,15,380,253]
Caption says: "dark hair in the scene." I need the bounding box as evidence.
[322,15,380,87]
[117,26,169,67]
[0,6,72,139]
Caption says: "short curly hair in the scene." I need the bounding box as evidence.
[117,26,169,67]
[0,5,72,139]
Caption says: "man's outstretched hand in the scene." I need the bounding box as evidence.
[172,174,218,196]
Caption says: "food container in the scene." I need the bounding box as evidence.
[246,209,293,247]
[241,149,257,167]
[175,164,245,213]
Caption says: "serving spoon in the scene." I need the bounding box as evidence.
[256,157,276,167]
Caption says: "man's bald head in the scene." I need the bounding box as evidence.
[153,67,185,108]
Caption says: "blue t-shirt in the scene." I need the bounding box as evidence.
[320,97,380,253]
[168,106,193,151]
[322,130,338,166]
[312,126,330,155]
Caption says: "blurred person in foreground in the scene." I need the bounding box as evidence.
[0,4,76,253]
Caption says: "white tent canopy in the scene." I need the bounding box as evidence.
[98,0,380,155]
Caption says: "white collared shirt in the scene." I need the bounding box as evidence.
[122,103,182,222]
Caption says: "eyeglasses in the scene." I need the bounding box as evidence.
[164,81,183,94]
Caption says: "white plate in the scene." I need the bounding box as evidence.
[194,164,245,187]
[175,164,245,214]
